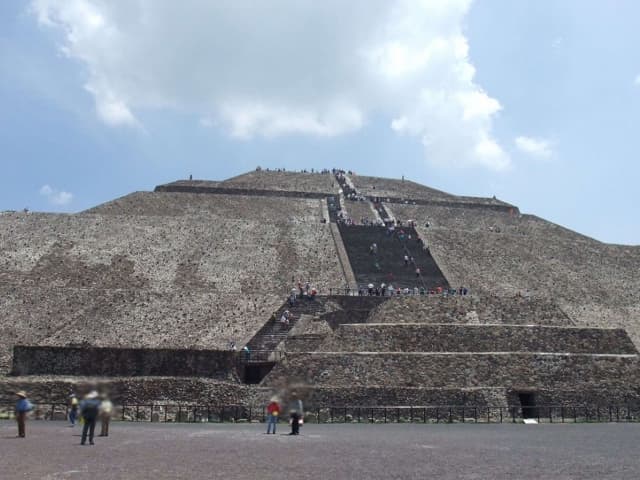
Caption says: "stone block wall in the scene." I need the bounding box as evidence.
[284,335,327,352]
[0,376,253,404]
[263,352,640,390]
[319,324,637,354]
[367,295,571,326]
[302,386,503,407]
[11,346,239,380]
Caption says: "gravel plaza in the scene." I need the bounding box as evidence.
[1,420,638,479]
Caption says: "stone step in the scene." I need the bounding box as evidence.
[337,224,448,289]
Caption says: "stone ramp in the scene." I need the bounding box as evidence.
[318,324,638,354]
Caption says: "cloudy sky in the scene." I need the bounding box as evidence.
[1,0,639,244]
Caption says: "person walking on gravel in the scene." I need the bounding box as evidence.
[15,391,33,438]
[68,393,79,427]
[99,395,113,437]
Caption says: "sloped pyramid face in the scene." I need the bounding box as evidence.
[1,169,639,411]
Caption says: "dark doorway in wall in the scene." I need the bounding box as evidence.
[518,392,537,419]
[243,363,275,384]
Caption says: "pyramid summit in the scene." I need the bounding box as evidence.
[1,168,639,415]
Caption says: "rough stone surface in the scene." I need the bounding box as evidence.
[11,346,240,379]
[221,170,337,194]
[0,376,253,404]
[367,295,572,325]
[0,194,343,373]
[2,170,639,408]
[264,352,640,390]
[319,324,637,354]
[350,175,455,201]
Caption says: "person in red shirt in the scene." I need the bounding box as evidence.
[266,398,280,434]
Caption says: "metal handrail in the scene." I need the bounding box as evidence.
[1,403,636,424]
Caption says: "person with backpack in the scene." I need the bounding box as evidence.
[79,391,101,446]
[69,393,79,427]
[15,391,33,438]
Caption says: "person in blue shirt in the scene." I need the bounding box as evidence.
[15,391,33,438]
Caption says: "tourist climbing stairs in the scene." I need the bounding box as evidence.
[337,224,449,290]
[244,298,326,361]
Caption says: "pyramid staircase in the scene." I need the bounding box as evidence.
[337,224,448,290]
[244,298,326,361]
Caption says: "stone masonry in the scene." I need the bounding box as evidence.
[2,170,639,410]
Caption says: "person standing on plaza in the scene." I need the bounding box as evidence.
[15,391,33,438]
[99,395,113,437]
[79,391,101,445]
[68,393,79,427]
[266,397,280,434]
[289,393,303,435]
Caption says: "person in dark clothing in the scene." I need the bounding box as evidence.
[80,391,101,445]
[289,394,303,435]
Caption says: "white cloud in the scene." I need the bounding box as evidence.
[39,184,73,205]
[39,184,53,196]
[31,0,509,170]
[515,136,553,159]
[634,74,640,86]
[220,101,364,139]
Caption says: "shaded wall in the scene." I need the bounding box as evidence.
[11,346,239,380]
